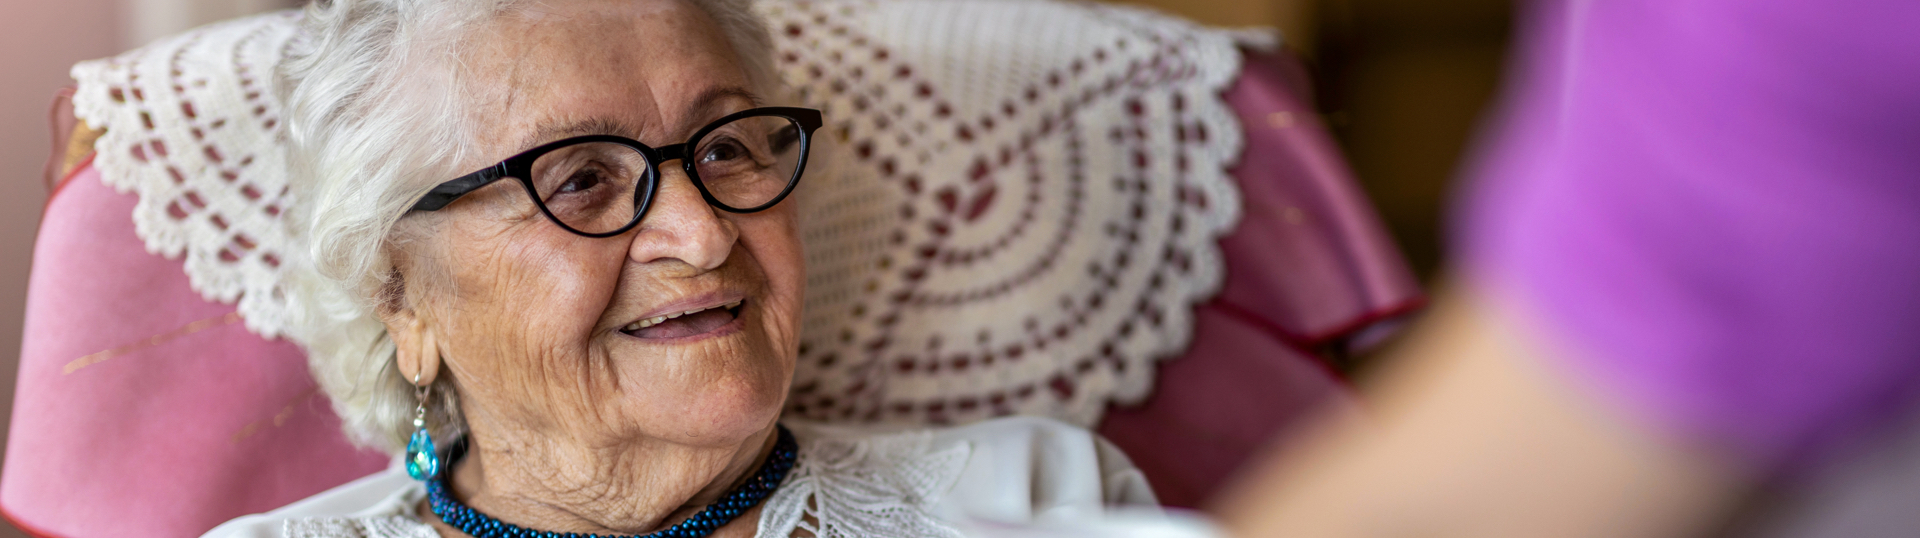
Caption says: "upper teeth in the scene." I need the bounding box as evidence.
[624,300,742,332]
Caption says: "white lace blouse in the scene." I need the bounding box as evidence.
[202,417,1207,538]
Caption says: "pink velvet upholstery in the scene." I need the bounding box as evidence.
[2,164,388,538]
[2,49,1418,536]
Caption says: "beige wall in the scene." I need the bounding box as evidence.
[1111,0,1513,282]
[0,1,120,535]
[125,0,291,49]
[1115,0,1315,53]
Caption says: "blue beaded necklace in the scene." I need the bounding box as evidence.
[425,425,798,538]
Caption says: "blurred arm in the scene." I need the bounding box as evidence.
[1211,284,1747,538]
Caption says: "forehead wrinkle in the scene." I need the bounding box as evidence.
[490,16,566,153]
[686,86,764,120]
[649,85,763,139]
[498,51,527,134]
[484,0,761,153]
[520,116,650,150]
[516,85,760,152]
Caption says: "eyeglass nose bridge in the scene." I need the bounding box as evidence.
[652,142,693,168]
[641,141,705,197]
[642,142,706,203]
[625,141,720,232]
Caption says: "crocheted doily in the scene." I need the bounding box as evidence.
[768,0,1250,427]
[69,1,1256,428]
[70,11,303,338]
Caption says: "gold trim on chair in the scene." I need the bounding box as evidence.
[62,124,104,180]
[231,388,321,444]
[62,311,245,374]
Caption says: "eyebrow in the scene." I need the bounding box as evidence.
[516,86,763,151]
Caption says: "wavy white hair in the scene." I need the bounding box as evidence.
[276,0,778,452]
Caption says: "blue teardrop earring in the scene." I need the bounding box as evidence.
[406,372,441,481]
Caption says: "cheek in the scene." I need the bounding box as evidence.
[433,227,623,407]
[457,236,617,338]
[739,207,805,347]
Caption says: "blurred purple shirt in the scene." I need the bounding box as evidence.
[1461,0,1920,476]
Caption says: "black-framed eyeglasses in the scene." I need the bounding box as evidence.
[408,107,824,238]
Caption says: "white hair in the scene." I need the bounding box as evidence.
[276,0,779,452]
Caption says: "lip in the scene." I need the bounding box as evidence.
[616,291,750,342]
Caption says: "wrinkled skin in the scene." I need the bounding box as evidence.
[381,1,803,535]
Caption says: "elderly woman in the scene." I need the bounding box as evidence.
[204,0,1156,536]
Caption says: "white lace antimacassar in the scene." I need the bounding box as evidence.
[765,0,1261,428]
[282,428,971,538]
[69,1,1264,428]
[69,11,303,338]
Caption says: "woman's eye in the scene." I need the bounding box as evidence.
[558,168,605,193]
[700,139,747,163]
[768,125,800,154]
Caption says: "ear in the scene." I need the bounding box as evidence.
[379,290,442,388]
[394,317,442,387]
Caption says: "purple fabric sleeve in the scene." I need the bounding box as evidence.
[1460,0,1920,475]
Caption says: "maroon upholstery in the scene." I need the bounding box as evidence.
[2,49,1418,536]
[1098,51,1422,508]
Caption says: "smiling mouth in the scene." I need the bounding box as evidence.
[620,299,745,340]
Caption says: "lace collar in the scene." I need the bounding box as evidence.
[286,426,972,538]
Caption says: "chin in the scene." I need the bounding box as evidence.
[610,341,791,447]
[599,289,799,447]
[651,381,788,447]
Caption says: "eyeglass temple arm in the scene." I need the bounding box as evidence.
[410,164,508,212]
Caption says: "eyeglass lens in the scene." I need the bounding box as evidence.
[527,114,804,234]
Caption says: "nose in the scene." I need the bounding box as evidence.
[626,165,737,271]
